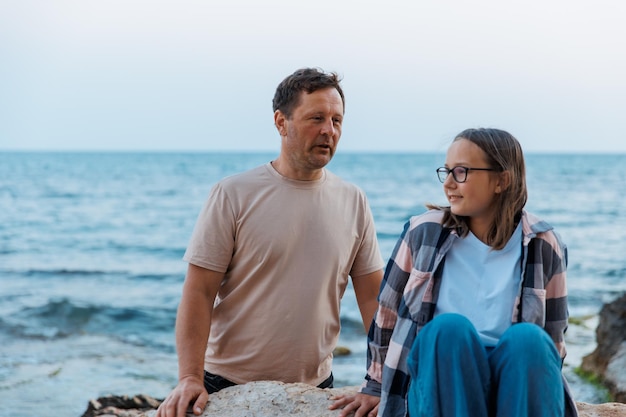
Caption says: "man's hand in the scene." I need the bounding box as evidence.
[157,264,222,417]
[329,392,380,417]
[155,375,209,417]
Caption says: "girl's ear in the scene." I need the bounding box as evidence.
[495,170,511,194]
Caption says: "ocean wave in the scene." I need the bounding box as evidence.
[21,268,117,277]
[0,298,176,347]
[40,191,83,199]
[604,267,626,278]
[3,268,179,282]
[339,316,368,334]
[105,243,185,258]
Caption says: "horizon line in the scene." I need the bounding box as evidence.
[1,148,625,156]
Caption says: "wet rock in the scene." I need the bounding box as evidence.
[581,292,626,402]
[81,394,162,417]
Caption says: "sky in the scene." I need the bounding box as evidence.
[1,0,625,153]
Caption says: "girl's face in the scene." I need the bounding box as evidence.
[443,138,507,240]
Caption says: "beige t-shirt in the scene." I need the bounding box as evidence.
[183,162,384,385]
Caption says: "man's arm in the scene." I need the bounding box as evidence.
[352,269,383,332]
[156,264,224,417]
[330,270,383,417]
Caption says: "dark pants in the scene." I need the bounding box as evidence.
[203,371,334,394]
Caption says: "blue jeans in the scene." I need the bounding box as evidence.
[407,313,564,417]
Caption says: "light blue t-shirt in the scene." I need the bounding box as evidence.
[435,222,523,346]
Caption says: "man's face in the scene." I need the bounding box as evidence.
[275,88,344,175]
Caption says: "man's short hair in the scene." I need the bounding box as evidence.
[272,68,344,118]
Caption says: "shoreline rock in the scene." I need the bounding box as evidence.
[80,394,162,417]
[581,292,626,403]
[82,381,626,417]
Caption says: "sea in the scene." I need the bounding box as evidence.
[1,151,625,417]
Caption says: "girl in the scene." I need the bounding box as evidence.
[332,128,577,417]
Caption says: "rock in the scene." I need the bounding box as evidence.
[581,292,626,402]
[333,346,352,356]
[81,394,162,417]
[576,402,626,417]
[150,381,358,417]
[604,343,626,403]
[82,382,626,417]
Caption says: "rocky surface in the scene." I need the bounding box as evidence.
[81,394,162,417]
[581,292,626,403]
[82,381,626,417]
[576,402,626,417]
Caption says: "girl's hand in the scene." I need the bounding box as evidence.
[329,392,380,417]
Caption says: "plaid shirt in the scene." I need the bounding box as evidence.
[360,209,578,417]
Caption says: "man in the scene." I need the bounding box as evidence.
[156,68,385,417]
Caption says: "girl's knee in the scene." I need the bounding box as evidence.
[498,323,558,360]
[501,323,549,344]
[428,313,474,334]
[419,313,479,347]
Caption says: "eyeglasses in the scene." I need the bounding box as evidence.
[436,166,496,183]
